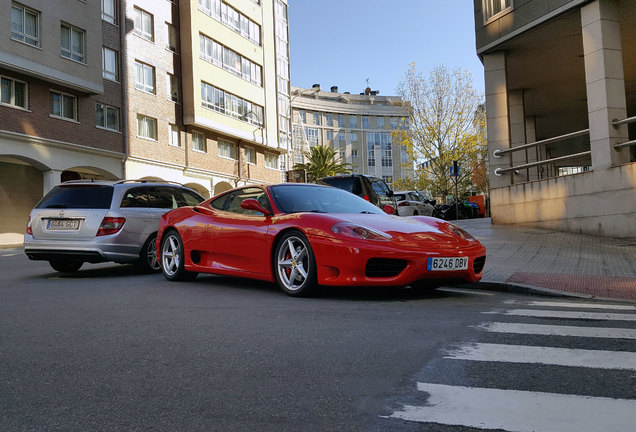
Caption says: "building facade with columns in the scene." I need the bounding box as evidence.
[475,0,636,238]
[290,85,410,185]
[0,0,290,245]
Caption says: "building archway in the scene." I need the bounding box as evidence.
[214,181,233,195]
[184,183,210,199]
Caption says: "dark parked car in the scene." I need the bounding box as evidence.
[316,174,397,214]
[24,180,205,273]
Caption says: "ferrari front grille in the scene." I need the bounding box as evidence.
[365,258,407,278]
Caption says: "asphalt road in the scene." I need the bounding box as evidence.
[1,249,634,432]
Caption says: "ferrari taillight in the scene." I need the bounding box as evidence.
[96,217,126,236]
[363,195,370,201]
[25,216,32,236]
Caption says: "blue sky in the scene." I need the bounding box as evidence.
[288,0,484,97]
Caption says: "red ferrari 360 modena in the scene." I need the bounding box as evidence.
[156,183,486,297]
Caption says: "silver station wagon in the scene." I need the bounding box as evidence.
[24,180,204,273]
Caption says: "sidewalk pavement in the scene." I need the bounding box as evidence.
[454,218,636,303]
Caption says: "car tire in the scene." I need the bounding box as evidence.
[160,230,197,282]
[134,233,161,273]
[49,260,83,273]
[274,230,317,297]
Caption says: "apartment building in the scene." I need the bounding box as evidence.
[0,0,290,245]
[126,0,289,197]
[475,0,636,238]
[0,0,125,245]
[290,85,410,184]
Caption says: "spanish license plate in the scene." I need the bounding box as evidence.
[427,257,468,271]
[47,219,80,230]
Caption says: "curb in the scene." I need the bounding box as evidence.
[471,281,636,304]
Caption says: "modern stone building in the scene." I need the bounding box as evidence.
[475,0,636,238]
[290,85,410,184]
[0,0,290,245]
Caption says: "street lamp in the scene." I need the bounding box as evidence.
[289,86,321,166]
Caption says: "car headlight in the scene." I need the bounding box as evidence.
[331,222,392,241]
[447,224,477,241]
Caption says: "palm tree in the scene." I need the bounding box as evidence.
[293,144,352,182]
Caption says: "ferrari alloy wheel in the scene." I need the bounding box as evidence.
[275,230,317,297]
[134,234,161,273]
[160,230,197,281]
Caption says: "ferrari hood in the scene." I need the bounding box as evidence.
[338,214,477,249]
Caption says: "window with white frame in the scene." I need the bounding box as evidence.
[95,103,119,131]
[11,3,39,47]
[350,132,358,142]
[133,7,153,41]
[483,0,512,21]
[313,112,320,125]
[167,73,178,102]
[50,91,77,121]
[265,153,277,169]
[135,61,155,93]
[61,24,85,63]
[1,76,27,109]
[218,140,236,159]
[326,130,333,141]
[102,47,118,81]
[101,0,116,24]
[337,114,344,126]
[326,113,333,126]
[192,131,206,152]
[199,34,262,86]
[244,147,256,164]
[137,114,157,140]
[169,124,180,147]
[362,116,369,129]
[200,82,263,126]
[349,115,357,128]
[377,117,384,129]
[352,149,358,158]
[198,0,261,45]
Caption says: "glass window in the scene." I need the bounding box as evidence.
[167,73,178,102]
[298,110,306,123]
[36,185,114,209]
[326,113,333,127]
[326,131,333,140]
[192,131,206,152]
[377,117,384,129]
[484,0,512,20]
[265,153,278,169]
[209,187,268,215]
[135,61,155,93]
[313,112,320,125]
[166,23,177,52]
[244,147,256,164]
[11,3,39,47]
[350,132,358,142]
[349,115,357,128]
[218,140,236,159]
[101,0,116,24]
[61,24,85,63]
[169,124,180,147]
[133,7,153,41]
[137,114,157,140]
[0,76,27,109]
[362,116,369,129]
[102,47,118,81]
[95,103,119,131]
[50,91,76,121]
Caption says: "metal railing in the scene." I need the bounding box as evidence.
[612,116,636,150]
[493,129,590,176]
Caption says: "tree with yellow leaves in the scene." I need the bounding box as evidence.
[392,64,488,200]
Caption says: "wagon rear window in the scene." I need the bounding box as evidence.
[36,185,114,209]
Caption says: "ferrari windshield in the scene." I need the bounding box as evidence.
[270,184,384,214]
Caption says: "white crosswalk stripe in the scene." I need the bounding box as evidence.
[385,299,636,430]
[496,308,636,321]
[389,383,636,432]
[444,342,636,370]
[503,300,636,311]
[477,322,636,339]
